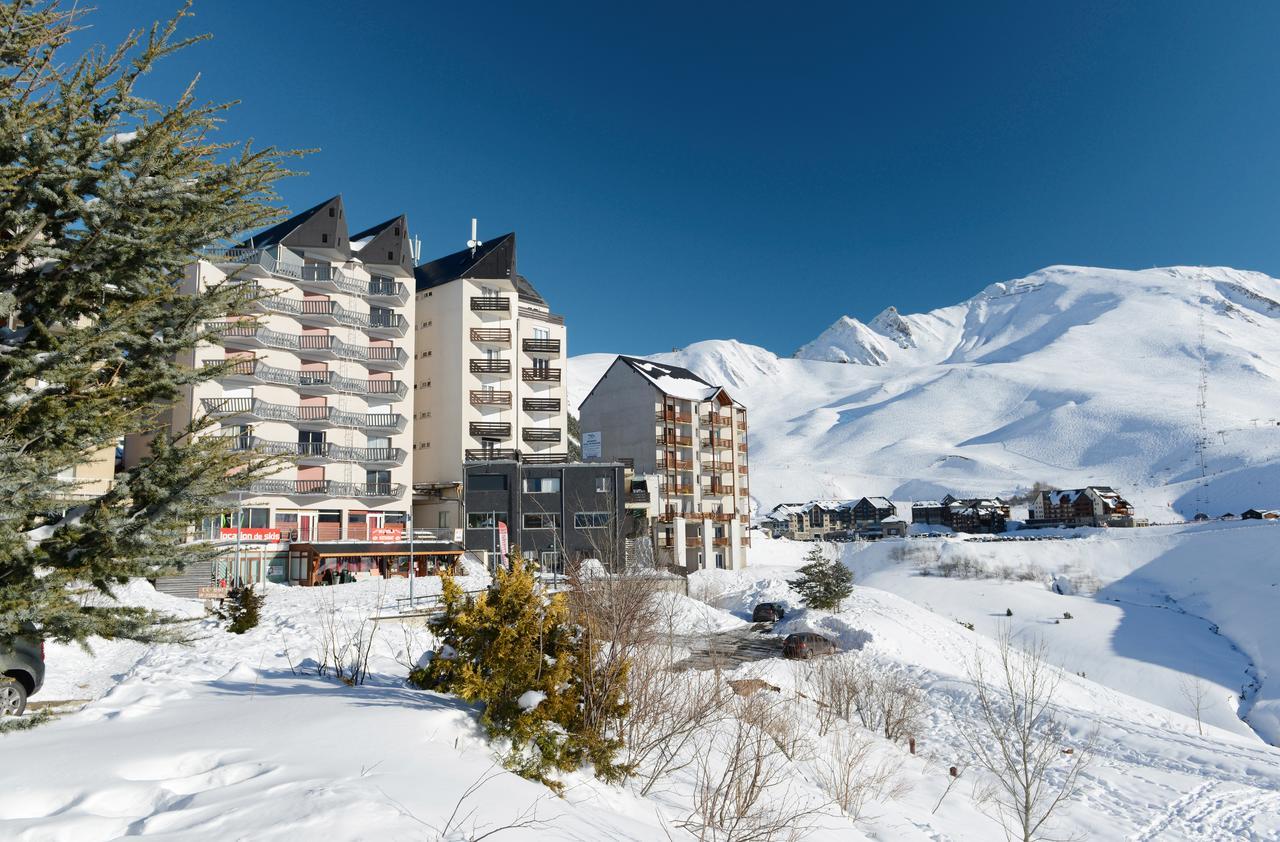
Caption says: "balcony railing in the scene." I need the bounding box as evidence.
[201,398,406,432]
[367,275,409,306]
[470,327,511,344]
[664,434,693,447]
[470,359,511,374]
[522,398,560,412]
[657,410,693,424]
[203,247,412,305]
[205,322,406,369]
[220,435,406,466]
[469,422,512,438]
[522,428,562,443]
[367,310,409,336]
[702,461,734,473]
[522,338,560,354]
[519,305,564,325]
[522,453,570,465]
[702,414,732,427]
[522,367,561,382]
[205,360,408,401]
[464,448,519,462]
[246,479,405,499]
[626,490,651,504]
[470,296,510,312]
[469,390,512,406]
[661,458,693,471]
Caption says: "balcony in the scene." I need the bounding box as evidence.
[672,484,695,496]
[471,327,511,345]
[522,338,560,355]
[470,296,510,312]
[366,345,409,371]
[464,448,519,462]
[657,410,693,424]
[220,435,406,467]
[712,537,731,547]
[202,247,375,300]
[367,275,409,306]
[470,359,512,375]
[201,398,405,432]
[522,397,561,413]
[367,310,409,338]
[519,305,564,326]
[661,458,693,471]
[523,428,562,443]
[663,434,693,448]
[521,453,570,465]
[626,490,651,504]
[702,461,734,473]
[203,360,407,401]
[702,414,732,428]
[469,390,512,407]
[470,422,512,439]
[239,479,404,499]
[522,367,561,382]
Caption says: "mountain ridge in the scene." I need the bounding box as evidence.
[570,265,1280,520]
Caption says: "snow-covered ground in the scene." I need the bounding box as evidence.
[569,265,1280,521]
[5,521,1279,841]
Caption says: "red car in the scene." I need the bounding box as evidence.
[782,633,837,660]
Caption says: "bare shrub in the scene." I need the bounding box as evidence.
[813,726,908,822]
[963,629,1096,842]
[740,691,815,763]
[808,657,925,742]
[680,700,827,842]
[621,643,734,796]
[310,587,381,686]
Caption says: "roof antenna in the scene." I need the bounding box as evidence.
[468,218,482,255]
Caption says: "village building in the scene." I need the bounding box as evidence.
[1027,486,1135,528]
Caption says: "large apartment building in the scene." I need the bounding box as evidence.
[579,356,750,571]
[127,195,434,583]
[410,232,569,529]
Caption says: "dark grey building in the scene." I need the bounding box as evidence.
[463,460,629,571]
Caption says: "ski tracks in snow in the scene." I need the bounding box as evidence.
[1130,780,1280,841]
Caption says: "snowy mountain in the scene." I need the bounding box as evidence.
[570,266,1280,519]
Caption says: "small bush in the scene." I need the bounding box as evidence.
[1005,608,1013,617]
[1062,611,1073,620]
[219,585,263,634]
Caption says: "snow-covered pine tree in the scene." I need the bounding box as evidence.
[788,545,854,610]
[0,1,296,645]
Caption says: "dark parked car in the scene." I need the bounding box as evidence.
[782,633,837,660]
[751,602,786,623]
[1,635,45,716]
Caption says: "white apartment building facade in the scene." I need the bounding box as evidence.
[578,357,750,571]
[130,196,422,582]
[410,232,569,530]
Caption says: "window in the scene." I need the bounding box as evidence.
[523,513,560,529]
[437,512,449,529]
[532,356,549,372]
[594,476,611,494]
[469,473,507,492]
[533,326,549,340]
[467,512,505,529]
[574,512,610,529]
[321,233,329,243]
[224,508,270,529]
[522,476,560,494]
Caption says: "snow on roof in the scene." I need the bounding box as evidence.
[618,356,734,402]
[863,496,895,509]
[882,515,907,523]
[912,500,943,508]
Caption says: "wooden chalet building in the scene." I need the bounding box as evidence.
[1028,486,1134,528]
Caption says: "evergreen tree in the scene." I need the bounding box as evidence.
[416,551,585,788]
[788,545,854,610]
[0,1,296,646]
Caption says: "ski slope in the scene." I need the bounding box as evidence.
[570,265,1280,520]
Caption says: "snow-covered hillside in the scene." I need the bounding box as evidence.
[570,266,1280,519]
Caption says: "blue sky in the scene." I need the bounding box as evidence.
[87,2,1280,355]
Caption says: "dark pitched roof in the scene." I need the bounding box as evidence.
[238,195,348,254]
[414,232,548,304]
[351,214,414,273]
[616,356,720,400]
